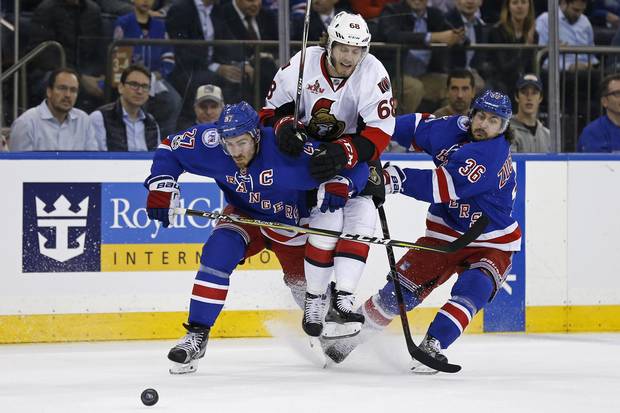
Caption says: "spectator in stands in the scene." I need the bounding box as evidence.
[348,0,398,19]
[379,0,464,113]
[578,73,620,152]
[90,65,161,151]
[194,84,225,124]
[0,129,8,152]
[590,0,620,28]
[445,0,488,89]
[428,0,456,14]
[96,0,172,17]
[433,69,475,117]
[292,0,351,41]
[536,0,599,71]
[114,0,181,137]
[28,0,106,112]
[9,68,98,151]
[510,73,552,152]
[487,0,538,95]
[221,0,279,101]
[166,0,246,128]
[480,1,503,24]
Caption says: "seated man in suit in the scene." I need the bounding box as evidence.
[445,0,488,90]
[292,0,351,41]
[166,0,250,127]
[379,0,464,113]
[221,0,279,101]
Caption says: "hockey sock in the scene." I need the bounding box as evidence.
[361,277,421,329]
[427,269,494,349]
[188,229,246,327]
[333,239,369,293]
[304,242,335,295]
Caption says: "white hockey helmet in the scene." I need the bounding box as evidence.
[326,12,371,64]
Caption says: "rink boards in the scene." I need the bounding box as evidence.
[0,152,618,343]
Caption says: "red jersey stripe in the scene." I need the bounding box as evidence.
[192,284,228,301]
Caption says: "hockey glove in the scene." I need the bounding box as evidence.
[310,138,358,181]
[382,162,406,194]
[316,175,353,213]
[146,176,180,228]
[274,115,307,157]
[359,160,386,208]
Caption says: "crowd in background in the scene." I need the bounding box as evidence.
[1,0,620,153]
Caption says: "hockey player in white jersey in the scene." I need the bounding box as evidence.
[260,12,396,338]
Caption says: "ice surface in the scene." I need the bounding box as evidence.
[0,332,618,412]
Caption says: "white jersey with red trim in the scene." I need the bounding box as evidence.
[261,46,395,156]
[392,114,522,252]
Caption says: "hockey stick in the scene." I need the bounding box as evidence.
[377,207,487,373]
[293,0,312,125]
[175,208,488,253]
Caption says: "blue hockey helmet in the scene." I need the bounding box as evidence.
[470,90,512,133]
[217,101,260,154]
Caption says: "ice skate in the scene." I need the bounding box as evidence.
[168,323,210,374]
[320,334,361,364]
[302,292,327,337]
[410,335,448,375]
[323,289,365,339]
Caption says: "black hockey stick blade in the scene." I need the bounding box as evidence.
[402,329,462,373]
[378,207,463,374]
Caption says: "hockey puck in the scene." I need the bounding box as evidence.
[141,388,159,406]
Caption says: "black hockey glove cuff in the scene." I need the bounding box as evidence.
[310,141,348,181]
[274,116,307,157]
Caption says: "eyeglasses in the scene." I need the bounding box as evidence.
[605,90,620,98]
[124,81,150,92]
[54,85,79,94]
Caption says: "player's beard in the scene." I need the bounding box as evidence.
[471,129,488,141]
[233,156,249,168]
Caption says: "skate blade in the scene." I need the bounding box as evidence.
[321,321,362,340]
[308,337,329,368]
[410,361,439,375]
[169,359,199,374]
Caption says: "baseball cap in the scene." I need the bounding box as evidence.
[195,84,224,105]
[516,73,543,92]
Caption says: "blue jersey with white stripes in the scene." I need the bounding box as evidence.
[393,114,521,251]
[147,123,369,225]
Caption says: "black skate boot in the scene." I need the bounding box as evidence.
[410,334,448,375]
[323,289,365,338]
[168,322,210,374]
[302,292,327,337]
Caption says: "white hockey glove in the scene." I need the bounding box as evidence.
[146,175,180,228]
[316,175,353,213]
[382,162,406,195]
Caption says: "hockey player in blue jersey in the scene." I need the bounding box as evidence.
[144,102,369,374]
[321,90,522,373]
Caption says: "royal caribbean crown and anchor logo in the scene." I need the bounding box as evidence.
[23,183,101,272]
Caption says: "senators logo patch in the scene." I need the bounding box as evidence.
[307,98,345,141]
[368,166,382,186]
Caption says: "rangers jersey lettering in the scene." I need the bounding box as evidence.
[261,46,395,158]
[147,123,369,226]
[393,114,522,252]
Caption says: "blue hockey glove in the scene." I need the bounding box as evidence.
[274,115,308,157]
[146,176,180,228]
[317,175,352,213]
[382,162,406,194]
